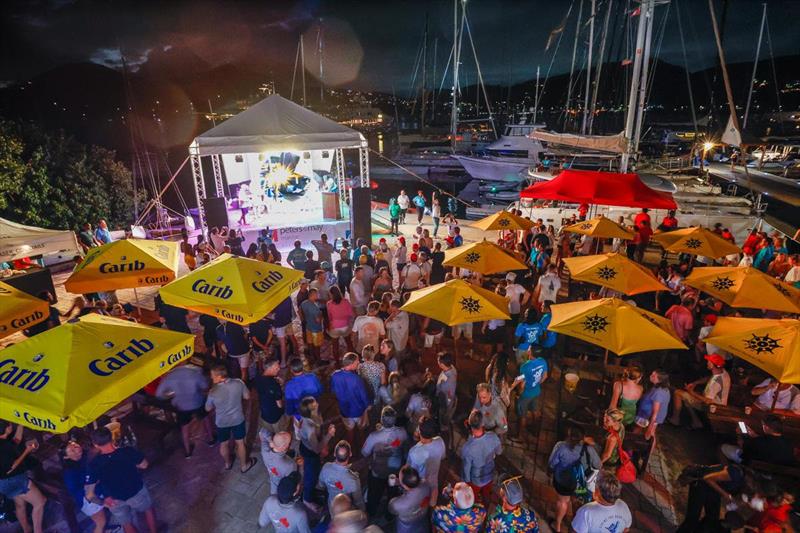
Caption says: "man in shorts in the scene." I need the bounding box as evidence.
[216,320,252,383]
[155,358,215,457]
[330,352,371,450]
[451,321,474,361]
[511,345,548,442]
[300,288,325,364]
[205,365,258,473]
[422,316,445,359]
[271,296,298,368]
[84,427,157,533]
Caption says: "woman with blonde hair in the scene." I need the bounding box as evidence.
[379,371,407,411]
[601,408,626,467]
[608,366,643,426]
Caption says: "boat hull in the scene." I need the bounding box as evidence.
[452,155,534,182]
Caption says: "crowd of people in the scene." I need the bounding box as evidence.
[2,200,800,533]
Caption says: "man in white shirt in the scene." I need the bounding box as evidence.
[572,472,632,533]
[784,254,800,285]
[352,301,386,353]
[504,272,529,324]
[397,190,411,224]
[400,255,422,292]
[534,264,561,308]
[385,300,410,353]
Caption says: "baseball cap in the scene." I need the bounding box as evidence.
[300,278,310,285]
[704,314,718,325]
[398,236,406,243]
[412,243,420,251]
[409,253,418,262]
[500,475,524,505]
[321,261,331,269]
[379,238,387,243]
[505,272,517,282]
[705,353,725,367]
[277,471,301,504]
[270,432,291,453]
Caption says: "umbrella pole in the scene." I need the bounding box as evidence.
[133,288,143,319]
[771,382,781,411]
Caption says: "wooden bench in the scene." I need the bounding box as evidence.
[708,404,800,441]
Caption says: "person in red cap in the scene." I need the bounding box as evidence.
[400,253,422,293]
[395,236,408,275]
[669,353,731,429]
[695,314,719,364]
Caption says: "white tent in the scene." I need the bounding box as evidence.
[0,217,80,262]
[190,94,366,155]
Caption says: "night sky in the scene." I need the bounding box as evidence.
[2,0,799,93]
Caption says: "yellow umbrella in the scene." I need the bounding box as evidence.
[705,317,800,384]
[470,210,534,231]
[563,253,667,295]
[651,226,740,258]
[159,253,303,324]
[548,297,686,355]
[0,282,49,340]
[684,266,800,314]
[0,314,195,432]
[562,215,634,240]
[443,240,527,275]
[65,239,180,293]
[401,278,510,326]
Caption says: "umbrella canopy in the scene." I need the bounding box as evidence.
[651,227,740,259]
[65,239,180,294]
[548,298,686,355]
[401,278,510,326]
[520,169,677,209]
[705,318,800,383]
[0,282,49,340]
[159,254,303,324]
[443,240,527,275]
[0,314,195,432]
[563,253,667,295]
[562,215,634,240]
[470,210,534,232]
[684,266,800,314]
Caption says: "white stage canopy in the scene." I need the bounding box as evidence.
[190,94,366,156]
[0,217,80,262]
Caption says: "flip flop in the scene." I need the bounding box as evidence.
[549,520,562,533]
[224,461,233,471]
[240,457,258,474]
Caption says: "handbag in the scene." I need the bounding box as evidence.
[610,429,636,484]
[574,445,598,504]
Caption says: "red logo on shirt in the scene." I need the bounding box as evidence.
[390,438,402,447]
[334,481,344,490]
[270,467,279,476]
[279,517,289,527]
[420,496,430,509]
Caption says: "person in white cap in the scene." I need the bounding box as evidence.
[504,272,530,327]
[260,431,299,496]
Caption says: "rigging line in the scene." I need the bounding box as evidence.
[290,39,300,102]
[764,15,782,116]
[539,0,574,111]
[408,36,426,115]
[644,1,670,105]
[588,0,613,134]
[437,42,454,96]
[368,149,470,208]
[134,157,190,227]
[564,0,585,129]
[676,0,698,131]
[463,9,496,134]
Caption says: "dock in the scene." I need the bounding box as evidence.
[706,163,800,207]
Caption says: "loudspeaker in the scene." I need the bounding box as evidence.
[202,197,229,230]
[350,187,372,247]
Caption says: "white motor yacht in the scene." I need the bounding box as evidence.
[452,121,546,182]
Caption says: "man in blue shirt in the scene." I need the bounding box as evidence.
[330,352,371,450]
[538,300,558,356]
[284,358,323,418]
[287,240,308,271]
[513,309,543,365]
[511,345,548,442]
[216,321,252,383]
[412,190,426,225]
[94,219,113,244]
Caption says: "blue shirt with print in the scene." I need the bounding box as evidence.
[520,357,548,398]
[538,313,558,348]
[514,322,543,351]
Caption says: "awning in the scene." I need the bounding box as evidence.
[520,169,677,209]
[530,130,627,154]
[0,217,81,262]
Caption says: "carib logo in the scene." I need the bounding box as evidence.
[88,338,155,376]
[0,357,51,392]
[99,255,145,274]
[252,270,284,293]
[12,409,57,431]
[192,276,233,299]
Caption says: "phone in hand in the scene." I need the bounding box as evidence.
[737,421,748,433]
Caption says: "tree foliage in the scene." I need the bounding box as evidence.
[0,118,139,231]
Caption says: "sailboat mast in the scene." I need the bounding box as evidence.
[421,14,428,131]
[450,0,460,152]
[633,0,655,153]
[743,2,766,130]
[565,0,584,127]
[300,35,307,107]
[588,0,613,134]
[708,0,741,133]
[581,0,596,134]
[318,20,324,103]
[533,66,540,124]
[621,0,651,173]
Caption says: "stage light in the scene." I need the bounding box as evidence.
[703,141,714,152]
